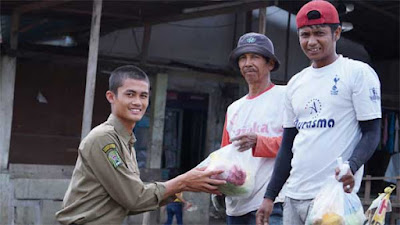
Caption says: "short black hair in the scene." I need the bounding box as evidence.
[109,65,150,94]
[298,24,341,34]
[327,24,340,34]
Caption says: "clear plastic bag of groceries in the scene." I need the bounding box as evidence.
[306,160,366,225]
[197,144,255,197]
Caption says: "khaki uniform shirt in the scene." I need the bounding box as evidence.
[56,114,166,225]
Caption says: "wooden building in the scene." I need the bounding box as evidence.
[0,1,398,224]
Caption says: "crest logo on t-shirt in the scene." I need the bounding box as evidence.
[331,75,340,95]
[305,98,322,119]
[369,87,380,102]
[296,99,335,130]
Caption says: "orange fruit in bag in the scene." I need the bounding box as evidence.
[321,212,344,225]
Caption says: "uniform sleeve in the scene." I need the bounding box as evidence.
[252,136,283,158]
[83,135,166,213]
[221,113,231,147]
[351,64,382,121]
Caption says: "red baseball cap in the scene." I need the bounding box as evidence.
[296,0,340,29]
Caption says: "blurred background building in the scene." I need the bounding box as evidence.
[0,1,399,224]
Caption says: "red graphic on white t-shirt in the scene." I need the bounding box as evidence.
[233,122,269,136]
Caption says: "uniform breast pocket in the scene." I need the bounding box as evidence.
[131,165,140,174]
[125,156,140,174]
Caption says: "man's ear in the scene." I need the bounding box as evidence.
[106,90,115,104]
[334,26,342,41]
[268,60,276,71]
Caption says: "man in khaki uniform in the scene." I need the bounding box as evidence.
[56,65,225,225]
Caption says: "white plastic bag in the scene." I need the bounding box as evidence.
[197,144,255,197]
[306,159,366,225]
[306,176,366,225]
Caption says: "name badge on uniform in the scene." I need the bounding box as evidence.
[103,143,123,168]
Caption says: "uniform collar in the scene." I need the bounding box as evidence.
[106,114,137,145]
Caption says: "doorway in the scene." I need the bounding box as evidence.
[162,91,209,174]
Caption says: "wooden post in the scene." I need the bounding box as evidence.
[142,73,168,225]
[245,10,252,33]
[0,11,19,171]
[205,88,222,155]
[81,0,102,139]
[364,175,372,203]
[393,177,400,224]
[146,73,168,169]
[140,23,152,64]
[10,11,20,50]
[231,13,238,50]
[0,56,17,171]
[258,7,266,35]
[0,14,2,44]
[284,11,291,81]
[396,176,400,203]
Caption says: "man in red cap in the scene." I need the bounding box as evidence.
[256,1,381,224]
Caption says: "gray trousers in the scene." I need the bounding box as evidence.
[283,197,313,225]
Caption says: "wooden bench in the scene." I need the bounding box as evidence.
[362,175,400,224]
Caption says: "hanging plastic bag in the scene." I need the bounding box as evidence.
[197,144,255,197]
[365,184,396,225]
[306,158,366,225]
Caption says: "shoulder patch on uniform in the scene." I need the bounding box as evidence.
[102,143,116,153]
[102,143,122,168]
[107,149,123,168]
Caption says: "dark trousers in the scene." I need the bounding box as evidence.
[164,202,183,225]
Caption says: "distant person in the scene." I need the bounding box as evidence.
[164,192,192,225]
[256,1,381,224]
[56,65,225,225]
[220,32,286,225]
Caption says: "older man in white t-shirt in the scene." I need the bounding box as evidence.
[220,32,286,225]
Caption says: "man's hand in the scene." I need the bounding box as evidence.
[180,167,226,195]
[163,168,225,201]
[184,202,192,210]
[335,167,355,193]
[256,198,274,225]
[230,133,257,152]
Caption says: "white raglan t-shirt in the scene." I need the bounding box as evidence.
[224,85,286,216]
[284,55,381,200]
